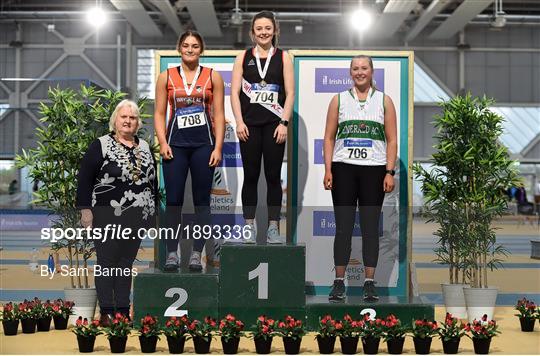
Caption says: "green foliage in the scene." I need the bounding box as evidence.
[15,85,151,288]
[414,94,520,288]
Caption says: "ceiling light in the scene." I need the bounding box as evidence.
[86,7,107,28]
[350,8,372,32]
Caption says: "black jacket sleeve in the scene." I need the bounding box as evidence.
[76,139,103,208]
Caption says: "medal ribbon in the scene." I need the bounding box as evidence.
[179,63,201,96]
[255,46,274,83]
[351,86,373,111]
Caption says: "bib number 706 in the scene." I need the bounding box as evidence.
[348,147,369,159]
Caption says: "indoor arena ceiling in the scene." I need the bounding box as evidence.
[1,0,540,39]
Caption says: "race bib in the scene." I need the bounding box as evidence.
[176,106,206,129]
[250,83,279,105]
[344,139,373,160]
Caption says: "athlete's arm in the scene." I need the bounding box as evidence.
[281,50,295,123]
[383,94,397,192]
[323,95,339,190]
[210,70,225,167]
[154,70,173,159]
[231,52,249,141]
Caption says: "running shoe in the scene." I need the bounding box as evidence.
[328,279,346,302]
[363,280,379,301]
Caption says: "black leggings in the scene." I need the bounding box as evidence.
[239,121,285,221]
[331,163,386,268]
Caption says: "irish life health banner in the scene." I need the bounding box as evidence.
[290,51,413,296]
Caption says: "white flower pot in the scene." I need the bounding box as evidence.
[64,287,97,325]
[463,286,498,322]
[441,283,468,319]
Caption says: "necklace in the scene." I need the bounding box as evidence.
[114,135,142,182]
[255,45,274,86]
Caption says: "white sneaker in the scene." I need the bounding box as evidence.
[266,225,284,244]
[188,251,202,271]
[164,252,179,272]
[242,223,256,244]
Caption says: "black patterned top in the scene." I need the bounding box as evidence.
[76,134,156,221]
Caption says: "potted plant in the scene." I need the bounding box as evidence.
[274,315,305,355]
[18,299,37,334]
[163,315,190,354]
[187,317,217,354]
[52,299,74,330]
[16,86,150,323]
[414,94,520,321]
[251,315,275,354]
[411,319,439,354]
[1,302,20,336]
[359,313,384,355]
[218,314,245,354]
[335,314,362,354]
[514,297,536,332]
[34,298,54,332]
[315,314,337,354]
[104,312,132,353]
[465,314,500,354]
[71,316,102,353]
[382,314,409,354]
[438,313,465,354]
[137,314,161,353]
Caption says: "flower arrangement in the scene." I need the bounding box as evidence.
[17,299,37,319]
[275,315,306,340]
[163,315,190,338]
[1,302,19,321]
[51,299,74,319]
[515,297,537,319]
[33,298,54,319]
[219,314,245,342]
[335,314,363,338]
[465,315,500,339]
[360,313,385,338]
[412,319,439,339]
[71,316,102,337]
[252,315,275,340]
[104,312,132,338]
[138,314,161,338]
[187,316,217,342]
[316,314,337,338]
[438,313,465,341]
[381,314,410,341]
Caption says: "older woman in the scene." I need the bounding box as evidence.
[76,99,156,322]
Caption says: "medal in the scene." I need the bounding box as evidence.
[132,174,139,182]
[186,98,193,106]
[255,46,274,87]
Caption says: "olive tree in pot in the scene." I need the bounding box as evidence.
[415,94,520,321]
[16,85,150,324]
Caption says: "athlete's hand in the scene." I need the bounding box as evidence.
[236,122,249,142]
[323,171,333,190]
[160,143,173,160]
[209,149,222,167]
[383,174,395,193]
[80,209,93,228]
[274,123,288,144]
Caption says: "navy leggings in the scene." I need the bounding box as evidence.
[163,145,214,253]
[331,163,386,268]
[239,121,285,220]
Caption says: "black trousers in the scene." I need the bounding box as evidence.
[331,162,386,267]
[93,211,144,315]
[239,121,285,221]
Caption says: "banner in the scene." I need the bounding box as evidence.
[290,51,413,296]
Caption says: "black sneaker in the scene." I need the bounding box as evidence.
[329,279,345,302]
[363,280,379,301]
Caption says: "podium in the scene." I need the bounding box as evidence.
[133,243,434,328]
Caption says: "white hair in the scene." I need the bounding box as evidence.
[108,99,142,133]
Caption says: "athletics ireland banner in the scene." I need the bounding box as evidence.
[290,51,413,297]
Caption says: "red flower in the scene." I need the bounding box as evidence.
[76,316,83,326]
[262,325,269,334]
[335,322,343,330]
[258,316,265,322]
[278,321,286,328]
